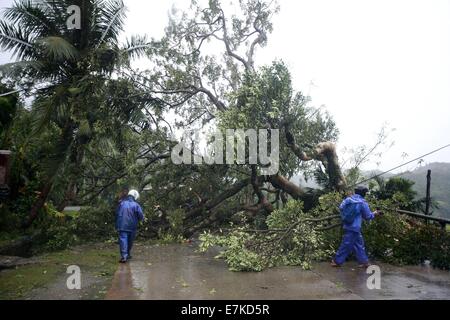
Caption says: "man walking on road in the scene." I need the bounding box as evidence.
[332,186,381,268]
[116,189,144,263]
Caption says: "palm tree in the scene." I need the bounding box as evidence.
[0,0,148,226]
[0,83,19,148]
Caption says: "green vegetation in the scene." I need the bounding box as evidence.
[0,0,448,284]
[201,193,450,272]
[0,243,117,300]
[402,163,450,219]
[364,163,450,219]
[200,200,328,272]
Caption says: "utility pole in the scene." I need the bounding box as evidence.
[425,170,431,216]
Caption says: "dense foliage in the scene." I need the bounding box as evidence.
[200,192,450,271]
[0,0,448,273]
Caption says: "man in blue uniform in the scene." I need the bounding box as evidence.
[332,186,380,268]
[116,189,144,263]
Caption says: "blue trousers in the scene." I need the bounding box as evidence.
[334,230,369,265]
[118,231,136,260]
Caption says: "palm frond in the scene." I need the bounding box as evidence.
[31,85,71,133]
[95,135,119,157]
[41,127,73,179]
[36,36,79,61]
[0,20,35,60]
[96,0,126,48]
[0,60,44,81]
[41,0,70,30]
[122,35,149,59]
[31,98,57,134]
[3,0,60,37]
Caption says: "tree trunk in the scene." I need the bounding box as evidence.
[268,174,305,199]
[285,124,347,192]
[22,181,53,228]
[57,181,75,212]
[184,204,244,237]
[23,121,75,227]
[184,178,251,220]
[267,175,319,210]
[313,142,347,192]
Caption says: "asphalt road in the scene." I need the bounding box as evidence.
[105,243,450,300]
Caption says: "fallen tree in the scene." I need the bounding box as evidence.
[199,194,450,271]
[125,0,351,236]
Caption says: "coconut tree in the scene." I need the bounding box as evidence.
[0,83,19,148]
[0,0,149,226]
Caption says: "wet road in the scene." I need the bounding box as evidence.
[105,243,450,300]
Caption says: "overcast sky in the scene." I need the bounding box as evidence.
[1,0,449,173]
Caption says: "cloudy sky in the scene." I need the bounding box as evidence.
[1,0,449,172]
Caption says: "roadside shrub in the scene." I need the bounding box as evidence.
[32,204,78,252]
[43,224,77,251]
[200,192,450,271]
[362,210,410,263]
[393,223,450,269]
[1,180,42,230]
[72,206,116,240]
[429,231,450,270]
[0,204,22,232]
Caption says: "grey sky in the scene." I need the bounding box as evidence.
[1,0,449,172]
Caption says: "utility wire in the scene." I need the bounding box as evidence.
[351,143,450,188]
[0,89,23,97]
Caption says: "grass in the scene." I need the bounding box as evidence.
[0,231,23,247]
[0,242,118,300]
[0,263,60,299]
[0,235,191,300]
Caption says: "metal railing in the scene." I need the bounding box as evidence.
[394,209,450,230]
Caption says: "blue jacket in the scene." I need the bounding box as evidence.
[116,196,144,232]
[339,194,375,232]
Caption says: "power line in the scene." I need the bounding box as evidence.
[352,143,450,188]
[0,89,23,97]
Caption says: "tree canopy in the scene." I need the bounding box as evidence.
[1,0,448,271]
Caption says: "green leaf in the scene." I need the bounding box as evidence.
[35,36,79,61]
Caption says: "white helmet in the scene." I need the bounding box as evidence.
[128,189,140,201]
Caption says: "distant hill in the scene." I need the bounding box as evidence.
[364,163,450,219]
[398,163,450,219]
[292,163,450,219]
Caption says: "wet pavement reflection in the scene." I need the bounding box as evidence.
[105,243,450,300]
